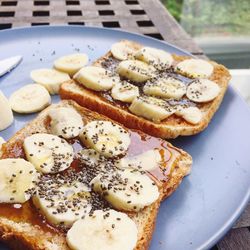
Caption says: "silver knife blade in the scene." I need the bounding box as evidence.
[0,55,22,77]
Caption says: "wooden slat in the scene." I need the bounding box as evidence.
[139,0,203,54]
[217,228,250,250]
[233,203,250,229]
[0,0,204,54]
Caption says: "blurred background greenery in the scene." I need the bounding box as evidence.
[161,0,250,37]
[161,0,250,68]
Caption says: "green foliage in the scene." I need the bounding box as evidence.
[162,0,183,22]
[162,0,250,36]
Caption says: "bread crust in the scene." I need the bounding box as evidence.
[60,40,231,139]
[0,100,192,249]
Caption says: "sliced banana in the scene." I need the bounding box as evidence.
[77,149,106,168]
[23,133,74,174]
[117,60,156,83]
[67,209,138,250]
[33,172,92,227]
[0,137,5,157]
[186,79,220,103]
[135,47,173,70]
[80,121,130,158]
[0,137,5,148]
[111,81,139,103]
[74,66,118,91]
[30,68,70,94]
[116,149,161,171]
[175,106,202,125]
[91,168,159,212]
[0,158,38,203]
[111,41,138,60]
[175,59,214,78]
[129,96,175,122]
[143,76,186,99]
[9,84,51,114]
[0,90,13,131]
[54,53,88,76]
[48,107,84,139]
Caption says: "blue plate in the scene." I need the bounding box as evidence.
[0,26,249,250]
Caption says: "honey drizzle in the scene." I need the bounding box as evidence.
[0,128,180,234]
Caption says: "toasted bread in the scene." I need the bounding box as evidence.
[60,40,231,139]
[0,100,191,250]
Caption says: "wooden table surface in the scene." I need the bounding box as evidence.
[0,0,249,249]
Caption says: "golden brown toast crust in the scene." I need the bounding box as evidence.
[0,100,192,250]
[60,40,231,139]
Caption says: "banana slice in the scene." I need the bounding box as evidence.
[116,149,161,171]
[80,121,130,158]
[175,59,214,78]
[91,168,159,212]
[111,81,139,103]
[0,137,5,148]
[117,60,156,83]
[33,172,92,227]
[23,133,74,174]
[30,68,70,94]
[135,47,173,70]
[48,107,84,139]
[0,91,13,131]
[77,149,106,168]
[176,106,202,125]
[129,96,175,122]
[9,84,51,114]
[54,53,88,76]
[143,76,186,99]
[0,137,5,157]
[186,79,220,103]
[111,41,138,60]
[67,209,138,250]
[0,158,38,203]
[74,66,118,91]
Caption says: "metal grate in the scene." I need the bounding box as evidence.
[0,0,204,55]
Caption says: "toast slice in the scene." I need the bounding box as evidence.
[0,100,192,250]
[60,40,231,139]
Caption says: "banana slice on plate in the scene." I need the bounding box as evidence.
[48,107,84,139]
[67,209,138,250]
[186,79,220,103]
[111,81,139,103]
[30,68,70,94]
[91,168,159,212]
[0,158,38,203]
[176,106,202,124]
[54,53,88,76]
[80,121,130,158]
[33,172,92,227]
[74,66,118,91]
[111,41,138,60]
[0,91,13,131]
[129,95,175,122]
[117,60,156,83]
[24,133,74,174]
[135,47,173,70]
[9,84,51,114]
[116,149,161,171]
[175,59,214,78]
[143,76,186,99]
